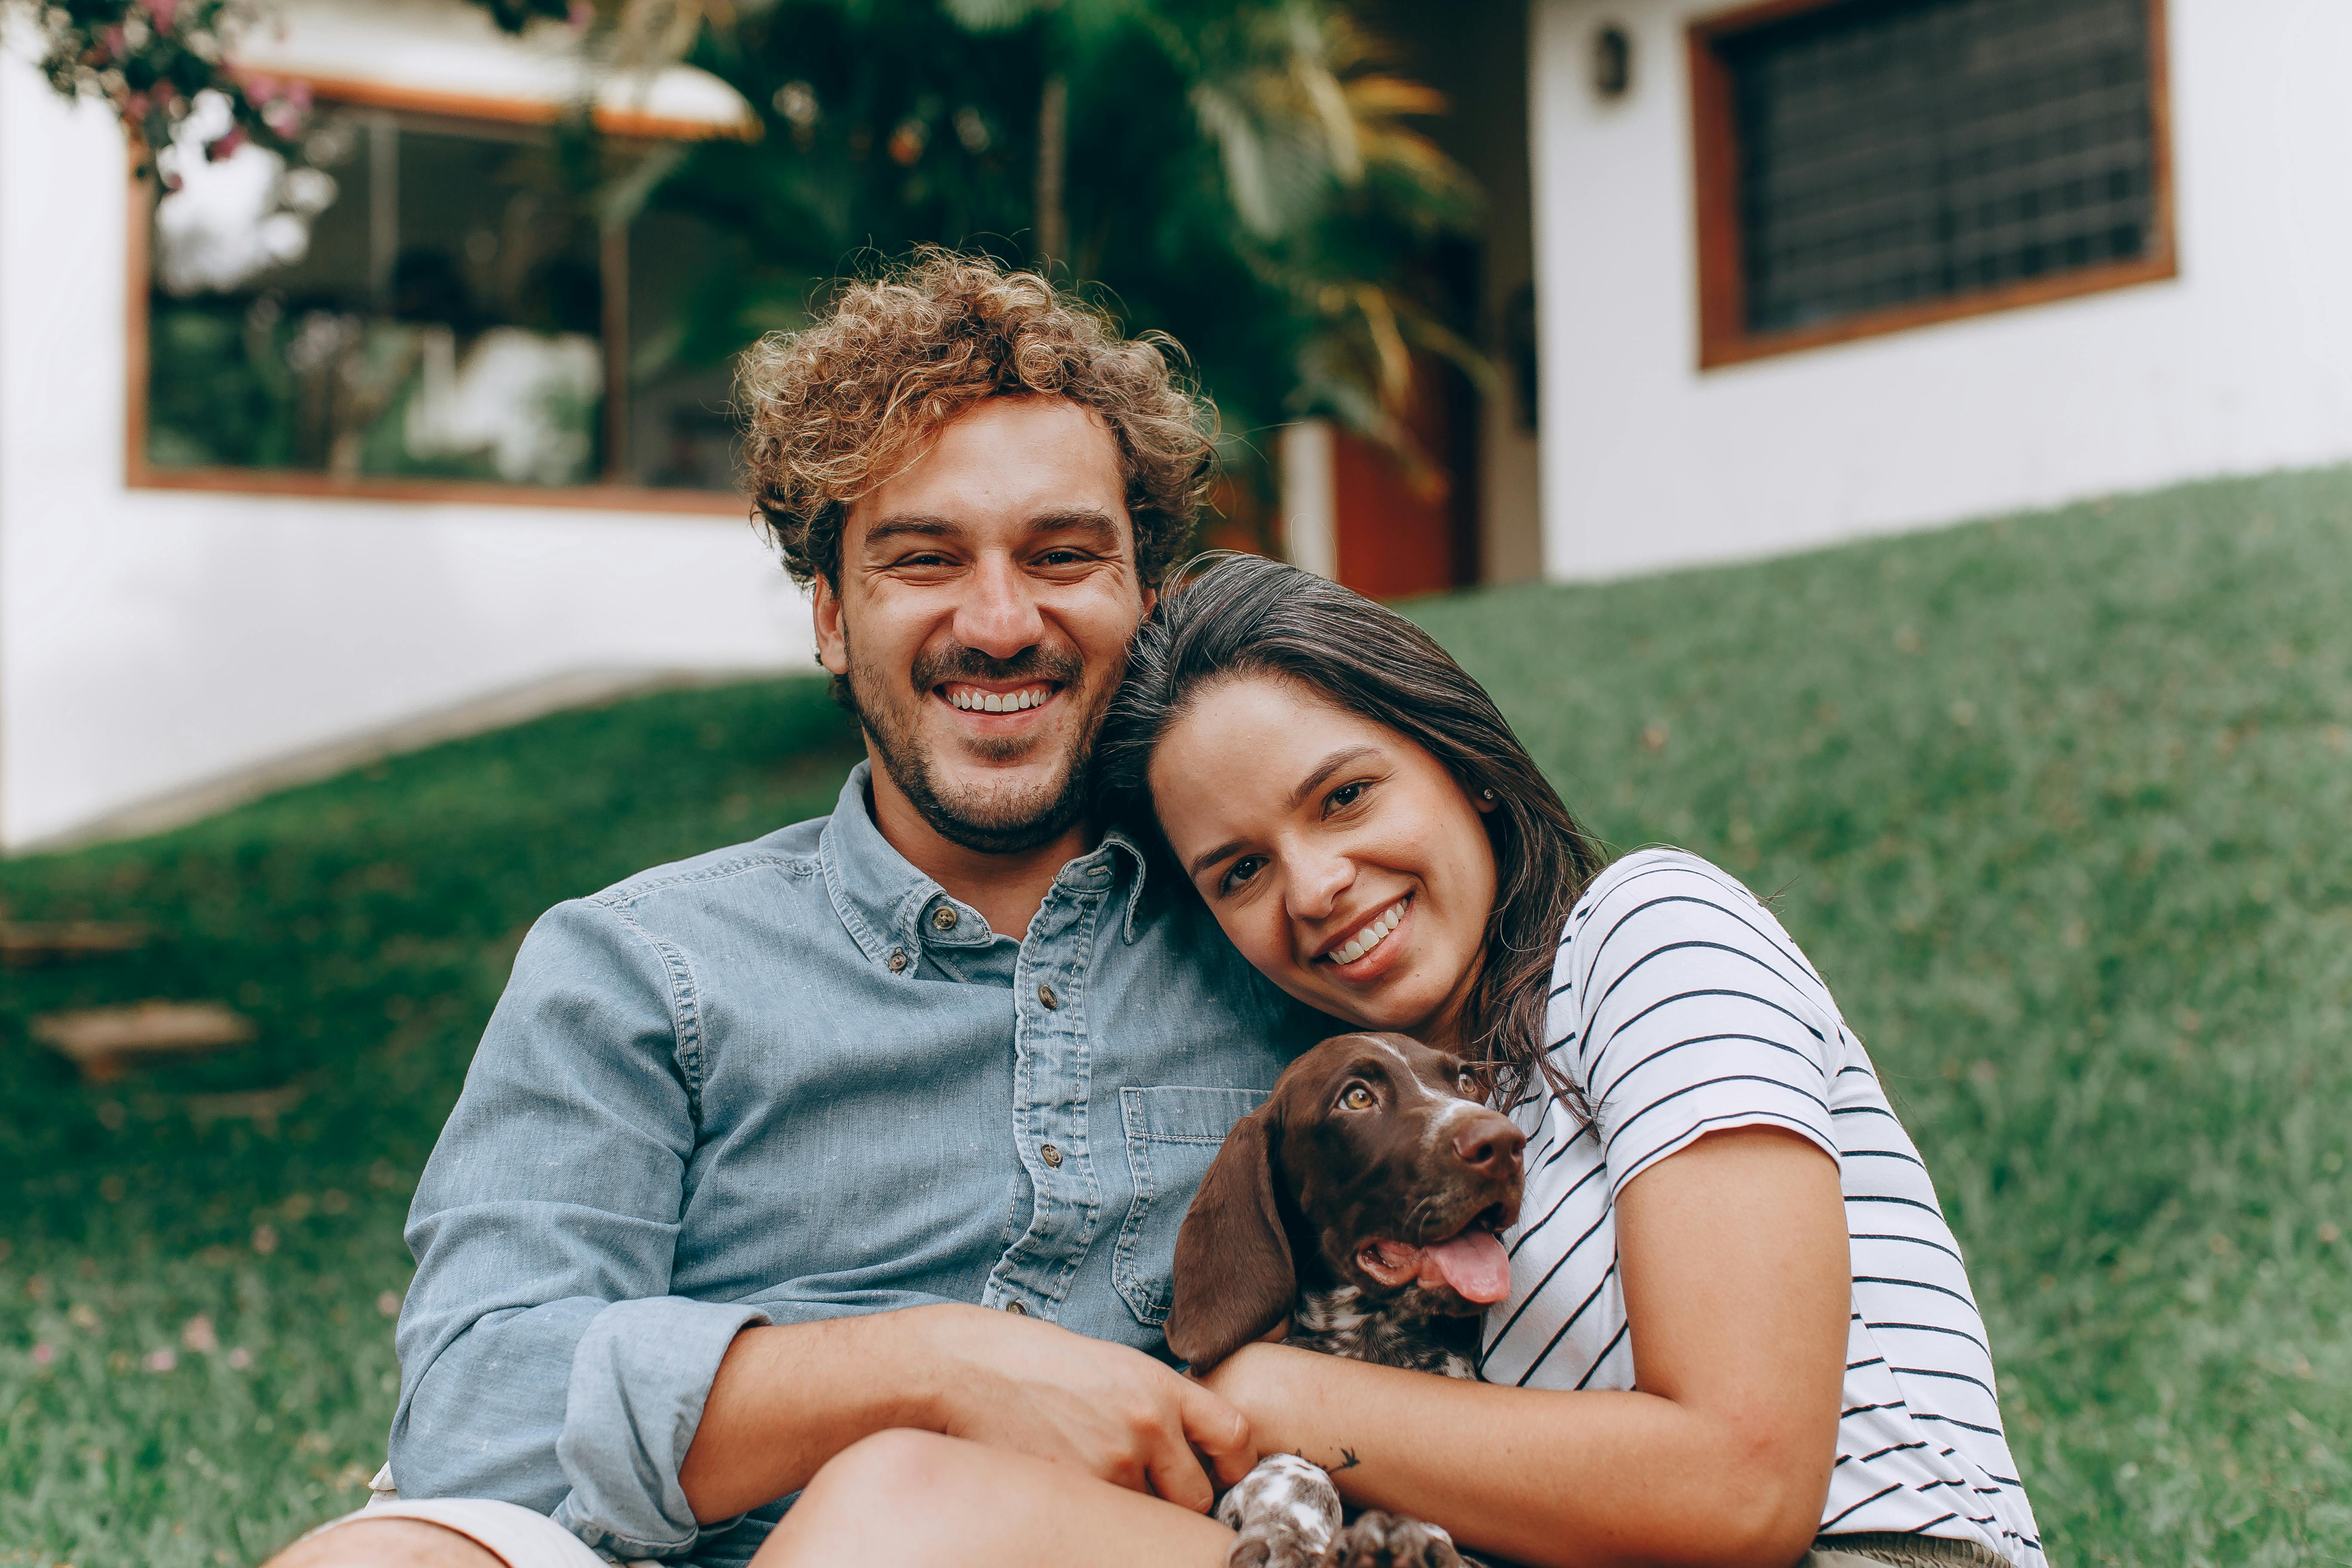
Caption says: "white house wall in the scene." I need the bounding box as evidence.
[1529,0,2352,581]
[0,66,804,851]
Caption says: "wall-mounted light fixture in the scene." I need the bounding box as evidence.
[1593,22,1633,100]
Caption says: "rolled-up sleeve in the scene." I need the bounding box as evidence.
[390,897,762,1559]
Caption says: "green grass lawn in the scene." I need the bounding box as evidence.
[5,467,2349,1566]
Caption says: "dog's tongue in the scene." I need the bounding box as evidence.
[1424,1228,1512,1303]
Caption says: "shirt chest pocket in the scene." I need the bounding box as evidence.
[1112,1084,1270,1328]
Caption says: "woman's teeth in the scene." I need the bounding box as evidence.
[948,686,1050,713]
[1328,899,1408,966]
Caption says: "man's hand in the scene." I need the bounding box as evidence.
[911,1304,1259,1513]
[679,1303,1257,1525]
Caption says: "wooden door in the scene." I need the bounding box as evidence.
[1330,355,1480,599]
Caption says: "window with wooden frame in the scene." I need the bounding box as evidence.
[129,89,744,511]
[1688,0,2174,368]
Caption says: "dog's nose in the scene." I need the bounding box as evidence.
[1453,1115,1526,1176]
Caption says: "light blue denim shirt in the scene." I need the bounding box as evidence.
[390,762,1325,1564]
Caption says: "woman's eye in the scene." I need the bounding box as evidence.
[1326,781,1366,812]
[1216,856,1265,896]
[1340,1084,1374,1111]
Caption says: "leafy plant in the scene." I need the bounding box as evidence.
[16,0,308,173]
[610,0,1484,514]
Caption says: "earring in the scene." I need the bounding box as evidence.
[1482,788,1496,801]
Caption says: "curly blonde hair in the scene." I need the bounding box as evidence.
[736,250,1217,588]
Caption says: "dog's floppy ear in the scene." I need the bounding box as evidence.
[1167,1103,1295,1372]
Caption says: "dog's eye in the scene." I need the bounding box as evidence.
[1456,1069,1480,1098]
[1339,1084,1374,1111]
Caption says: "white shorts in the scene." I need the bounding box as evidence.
[300,1497,639,1568]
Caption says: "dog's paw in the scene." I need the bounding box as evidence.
[1320,1511,1461,1568]
[1220,1452,1342,1568]
[1230,1524,1338,1568]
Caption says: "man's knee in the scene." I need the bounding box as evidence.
[796,1427,987,1516]
[261,1516,507,1568]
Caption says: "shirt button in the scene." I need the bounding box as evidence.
[932,906,959,932]
[1003,1298,1026,1315]
[1041,1142,1063,1167]
[1037,983,1058,1009]
[888,949,909,973]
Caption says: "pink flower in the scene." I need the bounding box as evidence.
[262,95,309,135]
[31,1344,55,1368]
[181,1315,220,1354]
[144,1347,178,1373]
[206,126,248,163]
[142,0,179,31]
[226,1347,254,1371]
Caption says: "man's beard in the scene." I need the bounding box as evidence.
[838,634,1101,855]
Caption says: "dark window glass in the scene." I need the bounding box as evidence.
[144,105,734,492]
[1719,0,2158,335]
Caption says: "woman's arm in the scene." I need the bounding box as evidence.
[1202,1126,1849,1568]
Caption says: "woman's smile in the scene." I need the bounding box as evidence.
[1315,894,1412,976]
[1148,676,1498,1046]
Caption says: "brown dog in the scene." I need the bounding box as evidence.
[1169,1033,1527,1568]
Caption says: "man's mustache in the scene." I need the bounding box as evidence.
[910,643,1084,692]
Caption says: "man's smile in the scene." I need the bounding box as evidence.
[939,681,1063,715]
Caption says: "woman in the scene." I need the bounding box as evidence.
[761,556,2041,1568]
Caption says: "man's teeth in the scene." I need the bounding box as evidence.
[948,686,1051,713]
[1329,899,1408,966]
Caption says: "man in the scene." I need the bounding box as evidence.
[273,252,1324,1568]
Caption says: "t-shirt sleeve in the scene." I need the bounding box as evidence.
[1560,852,1841,1198]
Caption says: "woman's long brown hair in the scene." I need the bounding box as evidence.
[1097,553,1609,1110]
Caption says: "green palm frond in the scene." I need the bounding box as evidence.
[341,0,1500,469]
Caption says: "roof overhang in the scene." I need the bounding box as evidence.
[231,0,757,141]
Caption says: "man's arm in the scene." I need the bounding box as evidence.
[680,1304,1257,1521]
[393,898,770,1560]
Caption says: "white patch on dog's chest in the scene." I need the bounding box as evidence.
[1290,1286,1477,1378]
[1293,1286,1371,1342]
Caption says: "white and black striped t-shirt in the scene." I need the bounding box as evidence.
[1482,849,2043,1568]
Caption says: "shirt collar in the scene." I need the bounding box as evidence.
[819,760,1156,968]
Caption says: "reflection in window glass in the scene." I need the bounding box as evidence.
[145,107,733,493]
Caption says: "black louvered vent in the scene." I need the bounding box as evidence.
[1721,0,2159,334]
